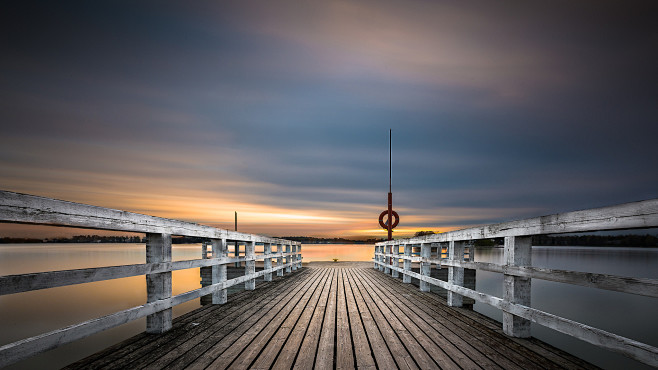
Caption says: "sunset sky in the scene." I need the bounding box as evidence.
[1,1,657,239]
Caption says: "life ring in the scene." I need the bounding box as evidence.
[378,210,399,229]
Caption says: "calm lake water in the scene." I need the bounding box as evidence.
[0,243,374,369]
[0,243,656,369]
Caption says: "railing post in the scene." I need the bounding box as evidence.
[285,244,292,273]
[264,243,272,282]
[212,238,228,304]
[391,244,399,278]
[292,244,298,271]
[403,243,411,283]
[146,233,172,334]
[503,236,532,338]
[447,241,465,307]
[384,244,391,274]
[245,241,255,290]
[277,243,284,276]
[420,243,430,292]
[297,244,302,269]
[234,241,241,268]
[200,241,211,305]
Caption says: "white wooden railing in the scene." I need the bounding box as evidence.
[0,190,302,367]
[374,198,658,367]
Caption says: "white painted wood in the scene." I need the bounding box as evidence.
[245,241,256,290]
[145,233,172,334]
[264,243,272,282]
[291,244,298,271]
[503,236,532,338]
[0,191,304,366]
[277,244,284,277]
[0,264,293,368]
[420,243,431,292]
[391,245,399,278]
[441,260,658,298]
[376,198,658,247]
[0,191,301,247]
[447,241,465,307]
[403,244,411,284]
[285,244,292,273]
[212,238,228,304]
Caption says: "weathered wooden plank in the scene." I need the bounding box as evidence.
[366,268,529,370]
[348,268,440,370]
[335,268,355,370]
[270,269,334,369]
[124,270,315,370]
[377,260,658,367]
[0,256,279,296]
[377,198,658,246]
[0,190,300,246]
[96,272,301,369]
[146,233,172,334]
[368,268,568,370]
[250,269,331,369]
[342,269,377,369]
[292,268,335,369]
[360,268,505,369]
[150,269,316,370]
[441,260,658,298]
[0,265,300,368]
[197,269,327,370]
[314,267,338,369]
[346,268,398,369]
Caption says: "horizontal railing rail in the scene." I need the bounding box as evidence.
[374,198,658,367]
[0,190,303,367]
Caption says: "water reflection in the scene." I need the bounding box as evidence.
[0,243,374,369]
[474,246,658,370]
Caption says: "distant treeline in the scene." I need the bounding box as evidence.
[280,236,385,244]
[0,235,207,244]
[3,234,656,247]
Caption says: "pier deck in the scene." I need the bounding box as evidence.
[68,263,596,370]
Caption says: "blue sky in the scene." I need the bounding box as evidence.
[1,1,657,238]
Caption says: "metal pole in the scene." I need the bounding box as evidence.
[388,129,392,241]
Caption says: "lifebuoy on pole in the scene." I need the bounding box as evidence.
[378,210,399,229]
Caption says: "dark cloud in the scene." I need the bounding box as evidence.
[1,1,657,236]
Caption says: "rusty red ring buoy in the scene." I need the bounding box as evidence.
[378,210,399,229]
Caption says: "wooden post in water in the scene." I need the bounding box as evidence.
[264,243,272,282]
[420,243,431,292]
[277,243,284,277]
[146,233,172,333]
[391,244,399,278]
[447,241,465,307]
[213,238,228,304]
[245,241,255,290]
[503,236,532,338]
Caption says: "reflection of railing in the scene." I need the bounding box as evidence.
[0,190,302,367]
[374,199,658,367]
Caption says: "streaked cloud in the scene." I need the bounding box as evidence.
[1,1,656,239]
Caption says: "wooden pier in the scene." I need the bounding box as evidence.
[2,191,658,369]
[66,263,595,370]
